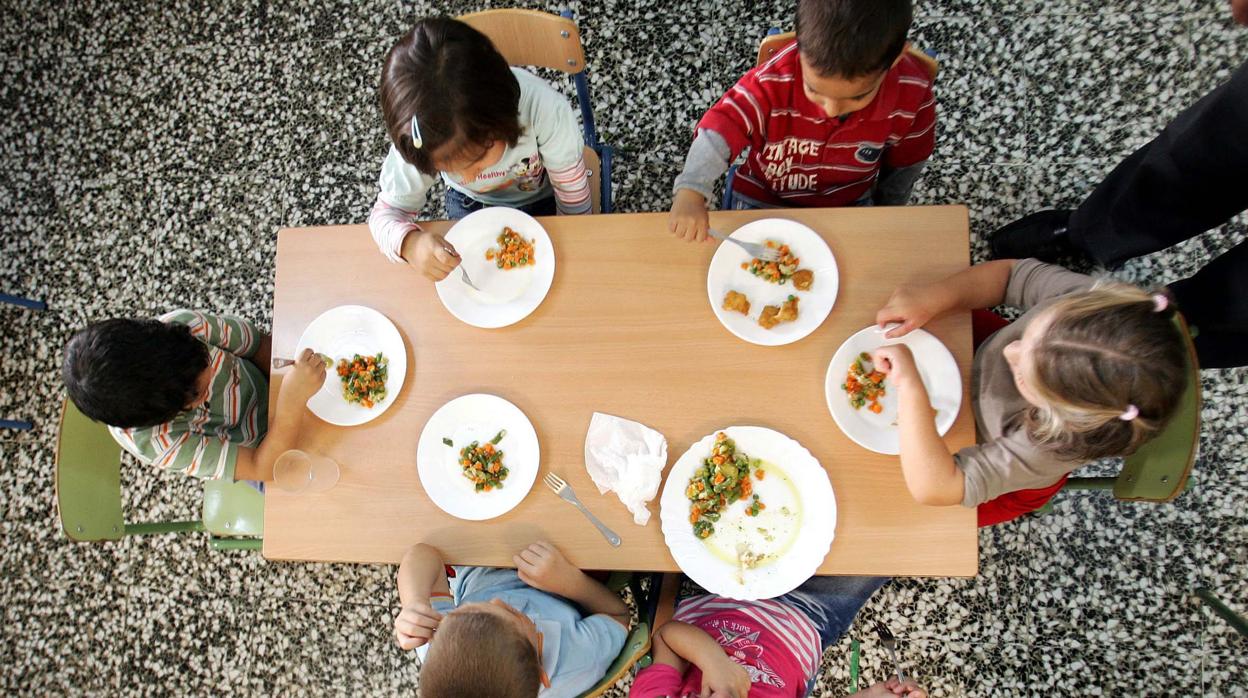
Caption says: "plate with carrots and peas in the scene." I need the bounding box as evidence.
[436,207,556,329]
[416,393,541,521]
[295,305,408,427]
[659,426,836,600]
[823,325,962,455]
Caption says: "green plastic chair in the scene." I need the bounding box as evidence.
[55,398,265,551]
[575,571,659,698]
[1048,313,1202,505]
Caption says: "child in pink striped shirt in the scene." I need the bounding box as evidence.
[370,16,592,282]
[632,577,927,698]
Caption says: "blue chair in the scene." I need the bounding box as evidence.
[459,9,614,213]
[1,293,46,431]
[721,31,940,211]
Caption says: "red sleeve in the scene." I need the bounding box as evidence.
[695,70,770,157]
[628,664,685,697]
[884,79,936,168]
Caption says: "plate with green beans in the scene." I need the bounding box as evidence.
[416,393,540,520]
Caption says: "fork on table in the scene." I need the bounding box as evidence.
[706,229,782,262]
[542,473,621,547]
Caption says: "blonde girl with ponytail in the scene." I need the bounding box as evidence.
[871,258,1189,526]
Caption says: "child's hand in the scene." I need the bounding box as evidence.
[400,230,461,281]
[393,600,443,651]
[855,679,928,698]
[513,541,581,597]
[701,653,751,698]
[876,284,942,338]
[871,345,921,389]
[284,348,327,403]
[669,189,710,243]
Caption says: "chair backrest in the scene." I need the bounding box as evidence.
[458,9,586,75]
[577,621,651,698]
[755,32,940,80]
[1115,314,1202,502]
[55,399,126,541]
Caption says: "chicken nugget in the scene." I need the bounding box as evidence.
[722,290,751,315]
[758,305,781,329]
[792,269,813,291]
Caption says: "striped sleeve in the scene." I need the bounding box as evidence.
[548,157,592,215]
[525,72,592,216]
[695,51,781,157]
[161,309,262,358]
[110,423,238,481]
[884,74,937,168]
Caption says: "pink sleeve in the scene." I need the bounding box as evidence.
[628,664,685,698]
[368,197,423,263]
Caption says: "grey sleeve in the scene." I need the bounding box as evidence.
[953,429,1084,507]
[873,160,927,206]
[673,129,733,203]
[1003,258,1099,312]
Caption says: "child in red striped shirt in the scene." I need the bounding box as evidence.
[670,0,936,242]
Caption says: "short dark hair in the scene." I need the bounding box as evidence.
[379,16,523,176]
[796,0,913,78]
[63,318,210,428]
[421,610,542,698]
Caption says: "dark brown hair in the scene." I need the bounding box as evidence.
[1020,283,1189,462]
[795,0,913,78]
[379,16,523,176]
[419,610,542,698]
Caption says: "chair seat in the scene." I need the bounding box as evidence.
[202,480,265,537]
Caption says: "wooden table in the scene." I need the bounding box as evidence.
[265,207,979,577]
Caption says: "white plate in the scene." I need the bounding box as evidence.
[824,326,963,455]
[435,207,556,329]
[296,305,408,427]
[706,218,839,346]
[416,393,540,521]
[659,426,836,600]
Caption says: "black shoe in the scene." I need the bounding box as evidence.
[988,209,1080,263]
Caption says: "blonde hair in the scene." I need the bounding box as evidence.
[1018,281,1188,462]
[420,610,541,698]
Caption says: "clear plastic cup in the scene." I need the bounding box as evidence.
[273,449,340,494]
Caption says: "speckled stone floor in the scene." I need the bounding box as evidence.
[2,0,1246,695]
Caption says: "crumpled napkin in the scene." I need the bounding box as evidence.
[583,412,668,526]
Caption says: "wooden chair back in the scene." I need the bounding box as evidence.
[458,9,587,75]
[755,32,940,80]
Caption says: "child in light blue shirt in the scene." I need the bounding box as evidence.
[393,541,628,698]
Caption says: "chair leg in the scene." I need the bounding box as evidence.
[124,521,205,536]
[1,419,34,430]
[210,536,263,551]
[850,638,861,693]
[1195,588,1248,638]
[0,294,47,310]
[600,145,614,214]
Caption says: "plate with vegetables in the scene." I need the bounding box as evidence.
[823,325,962,455]
[658,426,836,600]
[295,305,408,427]
[706,218,839,346]
[416,393,540,521]
[435,207,556,329]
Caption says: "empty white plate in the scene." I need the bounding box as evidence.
[824,325,962,455]
[295,305,407,427]
[435,207,556,329]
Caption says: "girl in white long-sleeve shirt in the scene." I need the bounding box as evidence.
[371,16,592,280]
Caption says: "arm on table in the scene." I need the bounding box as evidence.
[876,259,1016,338]
[233,348,326,482]
[513,541,630,628]
[871,345,964,506]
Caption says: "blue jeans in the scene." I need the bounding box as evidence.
[444,187,557,220]
[677,575,888,649]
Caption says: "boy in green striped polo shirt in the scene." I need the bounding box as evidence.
[63,310,325,483]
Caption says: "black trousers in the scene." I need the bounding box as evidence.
[1068,59,1248,369]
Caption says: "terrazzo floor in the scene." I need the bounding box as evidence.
[2,0,1246,695]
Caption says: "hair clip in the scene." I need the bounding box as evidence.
[1119,404,1139,421]
[1152,294,1168,313]
[409,114,423,150]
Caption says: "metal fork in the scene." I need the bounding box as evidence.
[438,241,482,291]
[873,620,907,683]
[542,473,622,547]
[706,229,782,261]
